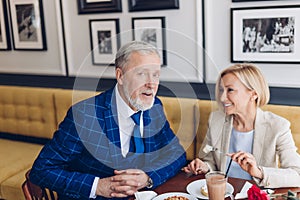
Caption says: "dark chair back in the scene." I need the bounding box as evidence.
[22,169,58,200]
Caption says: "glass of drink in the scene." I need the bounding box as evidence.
[205,171,227,200]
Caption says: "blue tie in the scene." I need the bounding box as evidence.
[130,111,144,153]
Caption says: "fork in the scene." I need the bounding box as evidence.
[203,144,229,156]
[211,147,228,156]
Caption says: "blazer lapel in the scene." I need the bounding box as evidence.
[220,115,233,171]
[252,108,267,165]
[103,89,123,167]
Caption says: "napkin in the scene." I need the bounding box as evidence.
[134,191,158,200]
[235,181,253,199]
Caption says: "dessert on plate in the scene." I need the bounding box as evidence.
[164,196,189,200]
[200,184,208,197]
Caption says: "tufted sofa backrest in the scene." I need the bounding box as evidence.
[262,104,300,152]
[0,86,57,139]
[160,96,200,160]
[1,85,299,158]
[54,89,98,125]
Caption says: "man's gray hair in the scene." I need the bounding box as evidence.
[115,41,160,69]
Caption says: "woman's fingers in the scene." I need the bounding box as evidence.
[182,158,207,175]
[191,159,209,174]
[182,166,192,173]
[231,151,248,163]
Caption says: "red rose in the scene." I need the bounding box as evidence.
[247,184,270,200]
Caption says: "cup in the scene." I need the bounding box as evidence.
[205,171,227,200]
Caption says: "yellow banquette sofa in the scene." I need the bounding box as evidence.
[0,85,299,200]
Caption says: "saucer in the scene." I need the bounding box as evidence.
[186,179,234,199]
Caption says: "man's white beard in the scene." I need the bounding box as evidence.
[124,87,154,111]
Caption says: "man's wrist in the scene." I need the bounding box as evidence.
[90,177,99,198]
[146,177,153,189]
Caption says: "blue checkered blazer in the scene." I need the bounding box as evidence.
[30,88,186,200]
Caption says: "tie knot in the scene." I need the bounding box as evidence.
[131,111,141,126]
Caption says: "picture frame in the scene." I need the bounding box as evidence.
[89,19,120,65]
[77,0,122,14]
[8,0,47,51]
[0,0,11,50]
[132,17,167,65]
[128,0,179,12]
[232,0,276,2]
[231,6,299,64]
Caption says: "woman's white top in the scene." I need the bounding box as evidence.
[226,128,254,180]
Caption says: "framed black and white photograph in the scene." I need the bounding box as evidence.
[89,19,120,65]
[8,0,47,50]
[231,6,300,63]
[0,0,11,50]
[128,0,179,12]
[77,0,122,14]
[232,0,276,2]
[132,17,167,65]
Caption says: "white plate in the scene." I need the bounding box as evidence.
[152,192,197,200]
[135,191,158,200]
[186,179,234,199]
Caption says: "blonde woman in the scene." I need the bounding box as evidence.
[183,63,300,188]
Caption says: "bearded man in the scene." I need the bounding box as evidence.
[30,41,186,200]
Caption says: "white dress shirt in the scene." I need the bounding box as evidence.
[115,84,144,157]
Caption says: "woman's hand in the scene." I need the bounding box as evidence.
[229,151,263,179]
[182,158,209,175]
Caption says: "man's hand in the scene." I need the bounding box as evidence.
[96,177,121,198]
[96,169,149,198]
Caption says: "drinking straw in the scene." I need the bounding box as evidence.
[225,158,233,178]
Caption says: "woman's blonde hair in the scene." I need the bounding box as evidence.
[215,63,270,108]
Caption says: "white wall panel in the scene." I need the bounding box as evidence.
[0,0,66,76]
[205,0,300,88]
